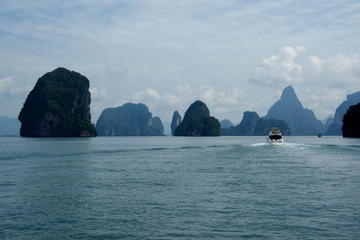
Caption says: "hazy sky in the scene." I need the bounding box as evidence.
[1,0,360,124]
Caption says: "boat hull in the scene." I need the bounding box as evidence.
[266,137,284,144]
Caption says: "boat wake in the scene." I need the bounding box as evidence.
[250,142,306,149]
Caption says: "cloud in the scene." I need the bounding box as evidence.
[251,46,306,86]
[0,76,13,93]
[0,75,31,95]
[131,88,181,113]
[200,87,243,106]
[90,87,109,102]
[250,46,360,119]
[0,1,360,121]
[133,88,162,102]
[313,54,360,87]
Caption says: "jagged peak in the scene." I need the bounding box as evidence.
[280,85,296,99]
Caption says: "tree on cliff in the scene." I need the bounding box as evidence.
[18,67,96,137]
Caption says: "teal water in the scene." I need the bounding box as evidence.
[1,136,360,240]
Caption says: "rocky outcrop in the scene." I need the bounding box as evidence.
[265,85,323,135]
[220,119,233,129]
[171,111,182,135]
[96,103,164,136]
[174,100,220,136]
[221,111,291,136]
[326,91,360,135]
[0,116,20,136]
[152,116,164,136]
[342,103,360,138]
[18,67,96,137]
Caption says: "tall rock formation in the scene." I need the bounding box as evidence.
[265,85,323,135]
[171,111,182,136]
[18,67,96,137]
[152,116,165,136]
[174,100,220,136]
[221,111,290,136]
[220,119,233,129]
[0,116,20,136]
[96,103,164,136]
[326,91,360,135]
[342,103,360,138]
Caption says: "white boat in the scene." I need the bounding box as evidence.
[266,127,284,144]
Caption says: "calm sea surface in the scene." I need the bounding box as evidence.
[1,136,360,240]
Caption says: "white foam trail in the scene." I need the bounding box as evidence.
[250,142,307,149]
[250,143,269,147]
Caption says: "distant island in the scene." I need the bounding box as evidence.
[220,119,233,129]
[10,68,360,138]
[221,111,290,136]
[174,100,220,136]
[18,67,96,137]
[326,91,360,135]
[170,111,182,136]
[96,103,164,136]
[265,85,323,135]
[342,103,360,138]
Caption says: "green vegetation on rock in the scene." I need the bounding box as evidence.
[174,100,220,136]
[96,103,164,136]
[18,67,96,137]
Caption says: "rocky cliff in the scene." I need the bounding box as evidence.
[265,85,323,135]
[221,111,291,136]
[342,103,360,138]
[171,111,182,136]
[174,100,220,136]
[18,67,96,137]
[326,91,360,135]
[96,103,164,136]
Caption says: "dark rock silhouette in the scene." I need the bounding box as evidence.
[221,111,291,136]
[342,103,360,138]
[152,116,164,136]
[0,116,20,136]
[96,103,164,136]
[265,85,323,135]
[326,91,360,135]
[174,100,220,136]
[220,119,233,129]
[171,111,182,136]
[18,67,96,137]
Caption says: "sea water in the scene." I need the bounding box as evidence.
[0,136,359,239]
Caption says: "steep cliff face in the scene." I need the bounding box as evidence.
[174,100,220,136]
[265,85,323,135]
[18,67,96,137]
[342,103,360,138]
[326,91,360,135]
[95,103,164,136]
[151,116,164,136]
[171,111,182,136]
[221,111,290,136]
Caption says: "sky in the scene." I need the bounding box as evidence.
[1,0,360,125]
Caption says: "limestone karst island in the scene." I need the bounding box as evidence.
[7,67,359,138]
